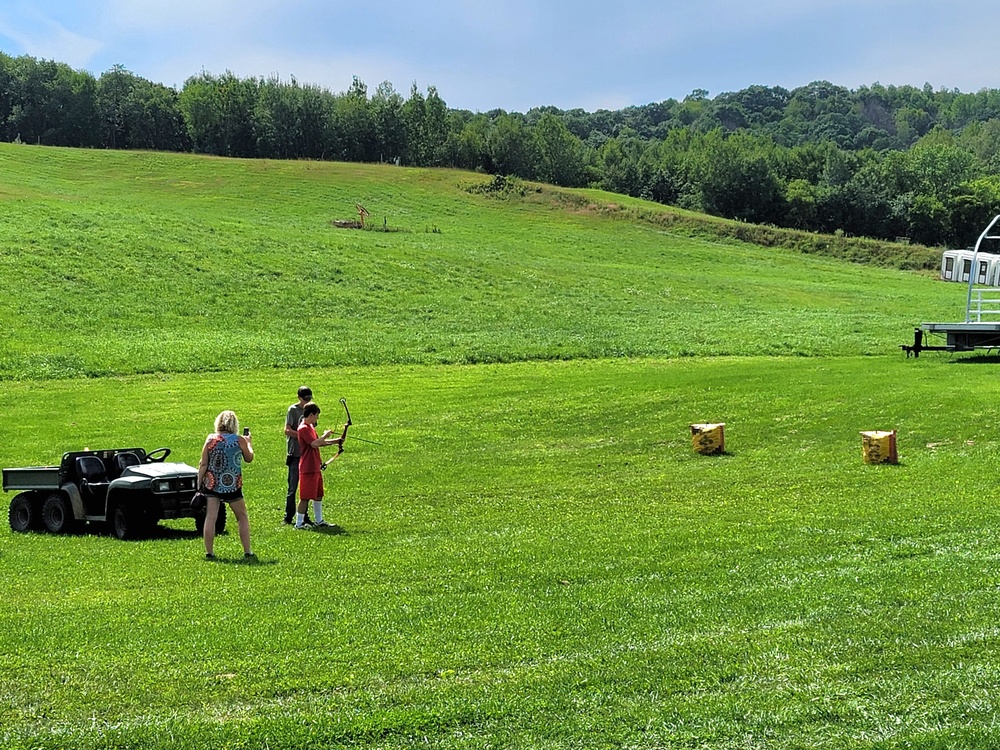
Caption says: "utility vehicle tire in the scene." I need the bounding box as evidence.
[194,502,227,535]
[9,492,43,532]
[42,493,78,534]
[112,504,144,541]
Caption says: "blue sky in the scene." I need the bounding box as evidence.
[1,1,998,113]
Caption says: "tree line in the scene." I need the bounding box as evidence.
[4,50,1000,247]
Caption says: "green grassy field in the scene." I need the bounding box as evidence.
[1,144,997,749]
[0,144,963,381]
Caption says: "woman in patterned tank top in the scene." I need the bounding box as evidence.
[198,410,255,560]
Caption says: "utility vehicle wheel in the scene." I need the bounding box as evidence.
[42,493,78,534]
[112,505,143,541]
[194,503,227,535]
[9,492,43,532]
[215,502,227,534]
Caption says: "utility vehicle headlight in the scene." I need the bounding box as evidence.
[154,480,171,493]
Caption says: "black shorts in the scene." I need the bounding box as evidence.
[204,490,244,504]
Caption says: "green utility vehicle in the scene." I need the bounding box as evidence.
[3,447,225,540]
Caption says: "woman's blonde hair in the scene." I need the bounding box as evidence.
[214,410,239,434]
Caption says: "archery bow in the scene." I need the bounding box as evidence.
[321,398,352,470]
[338,397,384,444]
[321,420,349,470]
[321,397,383,469]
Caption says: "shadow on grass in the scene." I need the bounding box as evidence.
[205,555,278,567]
[311,524,348,536]
[284,523,349,536]
[73,523,215,541]
[149,526,204,540]
[951,355,1000,365]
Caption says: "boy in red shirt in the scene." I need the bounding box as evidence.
[296,403,348,529]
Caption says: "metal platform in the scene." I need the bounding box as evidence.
[903,322,1000,357]
[903,215,1000,357]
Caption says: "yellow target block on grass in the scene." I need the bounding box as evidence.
[690,423,725,455]
[860,430,898,464]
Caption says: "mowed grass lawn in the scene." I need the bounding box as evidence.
[0,143,967,382]
[5,355,1000,748]
[2,144,1000,748]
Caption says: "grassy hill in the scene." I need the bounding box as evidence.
[4,145,1000,749]
[0,144,960,380]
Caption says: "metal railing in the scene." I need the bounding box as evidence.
[968,287,1000,322]
[966,214,1000,322]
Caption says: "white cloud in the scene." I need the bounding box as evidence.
[0,6,101,68]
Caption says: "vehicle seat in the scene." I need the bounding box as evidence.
[113,452,141,476]
[76,455,109,499]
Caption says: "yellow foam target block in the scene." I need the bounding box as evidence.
[690,423,725,455]
[860,430,898,464]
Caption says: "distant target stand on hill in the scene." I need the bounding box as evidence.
[333,203,369,230]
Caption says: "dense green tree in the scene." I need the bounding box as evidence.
[948,177,1000,245]
[253,75,294,158]
[676,89,709,127]
[371,81,406,163]
[400,83,427,164]
[908,193,949,245]
[686,130,786,223]
[785,178,819,229]
[0,52,13,138]
[487,113,537,179]
[444,113,490,171]
[179,71,258,156]
[46,62,100,147]
[635,128,697,206]
[330,77,375,162]
[596,134,644,197]
[298,83,335,160]
[908,140,980,200]
[398,84,449,166]
[130,79,188,151]
[956,119,1000,173]
[2,56,98,146]
[251,75,330,159]
[422,86,449,166]
[6,56,50,143]
[533,113,584,187]
[98,64,184,150]
[714,85,789,129]
[97,64,131,148]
